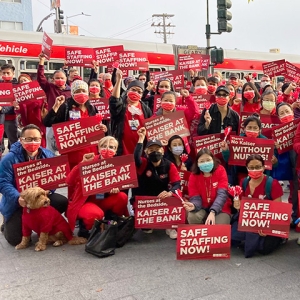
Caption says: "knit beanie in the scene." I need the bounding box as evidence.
[71,80,88,97]
[127,80,145,91]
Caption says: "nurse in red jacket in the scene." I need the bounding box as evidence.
[183,148,231,225]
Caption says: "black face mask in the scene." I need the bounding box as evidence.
[148,151,163,163]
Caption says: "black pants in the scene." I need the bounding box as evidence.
[3,193,68,246]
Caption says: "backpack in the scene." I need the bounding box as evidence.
[242,175,273,200]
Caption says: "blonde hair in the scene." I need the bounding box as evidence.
[98,136,118,148]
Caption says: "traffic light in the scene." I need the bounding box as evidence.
[217,0,232,33]
[54,7,64,33]
[211,48,224,64]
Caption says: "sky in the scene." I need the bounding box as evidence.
[32,0,300,55]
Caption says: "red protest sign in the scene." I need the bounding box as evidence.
[12,81,46,103]
[80,155,138,196]
[179,171,191,199]
[144,111,190,141]
[13,156,70,192]
[52,116,105,154]
[135,196,186,229]
[193,134,223,158]
[106,66,128,77]
[178,54,202,71]
[41,32,53,60]
[238,198,292,238]
[285,61,300,81]
[177,225,231,260]
[94,45,124,66]
[65,47,95,67]
[192,94,211,114]
[153,95,181,113]
[200,55,210,70]
[89,98,110,120]
[272,118,300,154]
[228,135,274,170]
[262,59,286,78]
[0,83,14,106]
[151,70,184,90]
[118,51,149,71]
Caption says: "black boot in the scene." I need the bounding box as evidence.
[77,219,90,239]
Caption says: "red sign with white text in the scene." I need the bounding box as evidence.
[200,55,210,70]
[13,156,70,192]
[52,116,105,154]
[106,66,128,77]
[193,134,223,158]
[285,61,300,81]
[80,155,138,196]
[228,135,274,170]
[177,225,231,260]
[178,54,202,71]
[94,45,124,66]
[135,196,186,229]
[179,171,191,198]
[192,94,211,114]
[118,51,149,71]
[0,83,14,106]
[12,81,46,103]
[262,59,286,78]
[272,118,300,154]
[41,32,53,60]
[151,70,184,90]
[65,47,95,67]
[89,98,110,120]
[143,111,190,141]
[238,198,292,238]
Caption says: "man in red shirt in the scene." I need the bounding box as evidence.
[109,69,152,155]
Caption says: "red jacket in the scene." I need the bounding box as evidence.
[293,123,300,170]
[22,206,73,240]
[175,95,200,127]
[37,65,71,109]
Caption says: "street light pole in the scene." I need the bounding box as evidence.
[36,12,55,32]
[66,12,91,34]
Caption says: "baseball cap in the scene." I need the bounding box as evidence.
[229,73,239,79]
[216,85,230,95]
[146,139,163,148]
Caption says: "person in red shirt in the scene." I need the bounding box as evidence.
[103,73,114,99]
[109,69,152,155]
[183,148,231,225]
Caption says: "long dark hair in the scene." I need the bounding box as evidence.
[192,148,220,175]
[88,78,105,98]
[245,154,265,167]
[243,113,262,129]
[242,82,260,105]
[165,135,188,158]
[155,78,175,94]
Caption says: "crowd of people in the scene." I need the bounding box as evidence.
[0,54,300,258]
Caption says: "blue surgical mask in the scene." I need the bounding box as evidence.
[172,146,184,156]
[198,161,214,173]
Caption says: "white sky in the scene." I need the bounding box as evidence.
[32,0,300,55]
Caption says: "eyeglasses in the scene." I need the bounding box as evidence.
[21,137,42,142]
[247,165,263,171]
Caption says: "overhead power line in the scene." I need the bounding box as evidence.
[151,14,175,44]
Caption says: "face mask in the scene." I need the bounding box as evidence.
[104,80,112,89]
[280,114,294,124]
[261,81,269,88]
[23,142,40,153]
[161,102,175,111]
[243,90,255,100]
[207,85,217,94]
[230,80,238,86]
[73,93,89,105]
[89,86,100,94]
[248,169,263,179]
[229,91,235,98]
[216,96,228,107]
[245,130,259,138]
[100,148,115,159]
[127,91,141,102]
[159,88,169,95]
[262,101,276,111]
[148,151,163,163]
[172,146,184,156]
[2,75,13,81]
[194,86,207,95]
[198,161,214,173]
[54,79,66,87]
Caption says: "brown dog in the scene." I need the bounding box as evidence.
[15,187,86,251]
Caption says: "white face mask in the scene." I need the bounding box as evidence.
[262,101,276,111]
[261,81,270,88]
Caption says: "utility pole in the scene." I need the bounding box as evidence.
[151,14,175,44]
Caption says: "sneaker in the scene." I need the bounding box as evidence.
[166,229,177,239]
[142,229,153,234]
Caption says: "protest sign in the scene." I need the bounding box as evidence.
[193,134,223,158]
[65,47,95,67]
[200,54,210,70]
[135,196,186,229]
[178,54,202,71]
[143,111,190,141]
[52,116,105,154]
[272,118,300,154]
[192,94,211,114]
[12,81,46,102]
[238,198,292,238]
[177,225,231,260]
[106,66,128,77]
[94,45,124,66]
[0,83,14,106]
[89,98,110,120]
[228,135,274,170]
[285,61,300,81]
[41,32,53,60]
[179,170,191,198]
[80,155,138,196]
[153,95,181,113]
[13,156,70,192]
[118,51,149,71]
[151,70,184,90]
[262,59,286,78]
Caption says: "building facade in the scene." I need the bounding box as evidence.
[0,0,33,31]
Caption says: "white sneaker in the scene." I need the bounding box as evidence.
[166,229,177,239]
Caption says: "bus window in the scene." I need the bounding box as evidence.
[49,62,64,71]
[26,60,39,70]
[83,67,92,82]
[0,58,13,67]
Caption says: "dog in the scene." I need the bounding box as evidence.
[15,187,86,251]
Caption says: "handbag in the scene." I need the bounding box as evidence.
[85,219,117,258]
[116,216,135,248]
